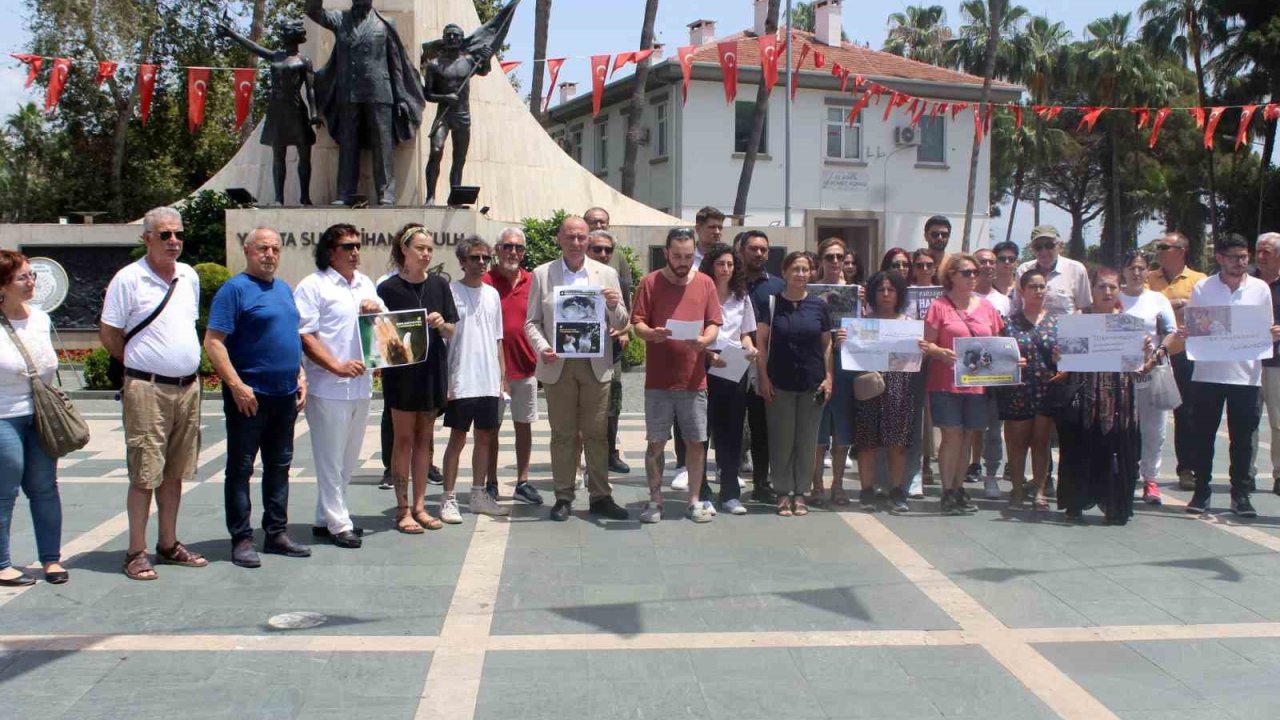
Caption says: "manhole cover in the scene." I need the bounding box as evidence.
[267,611,327,630]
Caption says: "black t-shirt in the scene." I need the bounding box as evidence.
[760,293,834,392]
[376,274,459,411]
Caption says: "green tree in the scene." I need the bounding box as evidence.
[1010,15,1071,225]
[883,5,953,66]
[946,0,1028,78]
[959,1,1018,251]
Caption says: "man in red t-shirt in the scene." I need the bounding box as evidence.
[482,227,544,506]
[631,228,722,524]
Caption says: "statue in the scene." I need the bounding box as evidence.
[420,0,522,206]
[217,17,322,206]
[304,0,426,206]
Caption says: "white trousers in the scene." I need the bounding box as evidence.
[1136,388,1168,481]
[305,396,371,534]
[1262,367,1280,480]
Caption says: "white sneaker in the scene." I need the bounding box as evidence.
[702,500,718,516]
[640,501,662,524]
[983,476,1001,500]
[687,504,713,523]
[469,491,510,517]
[824,456,832,468]
[908,475,925,500]
[440,496,463,524]
[724,499,748,515]
[671,469,689,491]
[578,468,587,490]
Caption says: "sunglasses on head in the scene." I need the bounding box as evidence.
[154,230,185,241]
[498,242,526,253]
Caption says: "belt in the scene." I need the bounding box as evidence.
[125,368,199,387]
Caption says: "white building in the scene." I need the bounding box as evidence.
[547,0,1023,263]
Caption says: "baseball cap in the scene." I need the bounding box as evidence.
[1030,225,1061,243]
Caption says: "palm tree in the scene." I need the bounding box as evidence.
[528,0,552,120]
[947,0,1028,77]
[1011,15,1070,225]
[732,0,780,221]
[1,103,47,222]
[883,6,953,66]
[960,1,1014,251]
[620,0,660,198]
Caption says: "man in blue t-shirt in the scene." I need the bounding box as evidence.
[204,228,310,568]
[739,230,784,504]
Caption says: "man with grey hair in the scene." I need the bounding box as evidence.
[1255,232,1280,495]
[101,206,207,580]
[443,236,509,517]
[204,228,312,568]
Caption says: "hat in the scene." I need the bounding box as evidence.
[1030,225,1061,242]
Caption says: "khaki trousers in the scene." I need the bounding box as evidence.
[545,360,612,502]
[1262,367,1280,479]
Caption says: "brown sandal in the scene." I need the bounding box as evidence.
[155,541,208,568]
[396,507,424,534]
[413,508,443,530]
[776,497,793,517]
[793,497,810,516]
[123,550,157,581]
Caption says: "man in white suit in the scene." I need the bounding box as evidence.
[526,216,631,521]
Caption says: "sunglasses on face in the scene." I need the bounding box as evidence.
[953,269,978,278]
[823,253,844,262]
[589,245,614,255]
[914,262,935,270]
[977,258,996,266]
[929,231,950,239]
[498,242,526,253]
[997,256,1017,264]
[1032,242,1056,251]
[154,230,185,241]
[467,255,491,264]
[337,242,362,252]
[891,261,910,269]
[1156,243,1180,251]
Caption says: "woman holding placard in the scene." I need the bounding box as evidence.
[997,269,1059,510]
[810,237,855,505]
[1119,250,1177,506]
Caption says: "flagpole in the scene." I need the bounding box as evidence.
[784,0,792,227]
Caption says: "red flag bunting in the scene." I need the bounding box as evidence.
[869,83,887,104]
[839,69,851,93]
[931,102,945,118]
[44,58,71,113]
[883,92,903,121]
[677,46,696,105]
[137,64,158,124]
[633,49,654,64]
[610,51,634,79]
[11,54,42,88]
[1076,106,1106,133]
[906,98,919,116]
[854,74,864,90]
[500,60,520,74]
[1188,107,1205,129]
[910,101,928,127]
[1011,105,1023,130]
[951,102,968,120]
[1204,106,1226,149]
[846,93,870,126]
[542,57,565,112]
[830,61,842,78]
[1148,107,1172,148]
[791,44,811,102]
[1236,105,1258,150]
[590,54,609,117]
[232,68,256,131]
[973,104,985,144]
[716,40,739,103]
[758,35,779,95]
[1266,103,1280,122]
[1046,106,1062,121]
[813,50,825,69]
[94,61,118,87]
[187,67,211,133]
[1132,107,1150,129]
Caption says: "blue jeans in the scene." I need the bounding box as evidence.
[0,414,62,569]
[223,387,298,542]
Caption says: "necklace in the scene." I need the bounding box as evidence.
[400,272,430,309]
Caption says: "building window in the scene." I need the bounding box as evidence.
[917,116,945,164]
[566,124,584,164]
[824,106,861,160]
[594,120,608,174]
[654,102,669,157]
[734,101,767,153]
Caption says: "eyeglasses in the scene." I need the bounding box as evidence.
[890,261,910,269]
[1032,241,1056,251]
[498,242,526,254]
[1155,243,1181,251]
[13,272,37,283]
[467,255,492,264]
[953,269,979,278]
[823,253,844,262]
[153,230,186,241]
[996,255,1018,264]
[337,242,362,252]
[589,245,615,256]
[929,231,950,239]
[914,262,935,270]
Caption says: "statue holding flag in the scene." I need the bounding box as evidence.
[421,0,521,206]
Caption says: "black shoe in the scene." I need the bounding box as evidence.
[0,572,34,587]
[330,530,363,548]
[956,488,978,513]
[858,488,877,511]
[550,499,572,521]
[889,488,910,515]
[263,534,312,558]
[965,463,981,483]
[44,569,69,585]
[514,481,544,505]
[428,465,444,485]
[751,485,778,503]
[312,526,365,538]
[1274,478,1280,497]
[1186,488,1211,515]
[378,469,394,490]
[231,538,261,568]
[608,453,631,474]
[1065,508,1086,523]
[1231,495,1257,518]
[589,496,630,520]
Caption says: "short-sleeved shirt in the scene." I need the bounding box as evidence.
[1119,289,1177,346]
[1014,255,1091,317]
[748,272,785,319]
[979,288,1011,317]
[709,293,756,351]
[100,258,201,377]
[924,295,1004,394]
[1256,271,1280,369]
[1189,273,1274,387]
[631,270,723,391]
[207,273,302,396]
[0,308,57,419]
[483,268,537,380]
[377,274,458,410]
[759,293,834,392]
[294,268,383,401]
[1148,266,1207,355]
[449,280,503,400]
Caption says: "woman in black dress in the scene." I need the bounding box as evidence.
[379,224,457,533]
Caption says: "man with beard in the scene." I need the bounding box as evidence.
[922,215,951,284]
[740,230,783,503]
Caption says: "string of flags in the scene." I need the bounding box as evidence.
[9,44,1279,150]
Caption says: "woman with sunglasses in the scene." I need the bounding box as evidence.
[1118,250,1176,506]
[921,254,1007,514]
[910,249,938,288]
[997,269,1058,509]
[881,248,912,281]
[809,238,855,505]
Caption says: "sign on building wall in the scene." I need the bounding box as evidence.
[821,170,870,192]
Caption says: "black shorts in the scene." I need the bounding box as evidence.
[444,396,501,431]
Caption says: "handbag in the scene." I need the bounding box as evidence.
[0,312,91,458]
[1141,360,1182,411]
[853,371,886,401]
[107,277,179,389]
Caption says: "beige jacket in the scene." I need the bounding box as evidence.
[524,257,630,384]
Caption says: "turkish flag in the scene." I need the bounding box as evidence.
[1133,107,1150,129]
[1236,105,1259,150]
[677,45,696,105]
[1011,105,1023,130]
[845,93,870,125]
[11,54,42,88]
[590,54,610,117]
[44,58,71,113]
[542,57,564,112]
[791,44,811,101]
[951,102,968,121]
[1266,103,1280,123]
[839,70,851,93]
[911,101,928,127]
[233,68,256,131]
[1188,106,1205,129]
[758,35,779,95]
[716,40,738,103]
[610,52,634,79]
[500,60,520,74]
[1204,106,1226,148]
[1148,108,1173,148]
[812,50,825,69]
[137,64,158,124]
[94,61,118,87]
[883,92,903,122]
[973,104,985,144]
[1076,106,1106,133]
[187,67,211,133]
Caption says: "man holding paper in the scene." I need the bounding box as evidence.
[631,228,722,524]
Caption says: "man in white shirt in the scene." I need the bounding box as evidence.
[972,248,1008,497]
[101,206,207,581]
[1014,226,1091,317]
[442,237,509,518]
[1184,234,1280,517]
[294,223,385,548]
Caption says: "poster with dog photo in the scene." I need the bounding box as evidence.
[553,286,606,358]
[359,309,428,369]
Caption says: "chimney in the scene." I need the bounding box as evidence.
[814,0,843,46]
[651,42,665,61]
[559,82,578,104]
[688,19,716,46]
[753,0,769,36]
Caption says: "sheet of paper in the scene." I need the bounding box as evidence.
[709,343,751,382]
[1185,305,1275,363]
[665,319,704,341]
[839,318,923,372]
[1056,313,1147,372]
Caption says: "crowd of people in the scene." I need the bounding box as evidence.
[1,204,1278,585]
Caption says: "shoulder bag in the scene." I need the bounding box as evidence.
[0,312,90,458]
[107,277,179,389]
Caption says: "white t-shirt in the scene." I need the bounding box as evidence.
[709,293,757,351]
[979,288,1011,317]
[294,268,383,401]
[1120,289,1177,343]
[100,258,201,377]
[1190,273,1274,387]
[448,280,504,399]
[0,308,58,419]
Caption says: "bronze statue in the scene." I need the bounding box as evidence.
[217,17,322,206]
[304,0,425,206]
[420,0,521,206]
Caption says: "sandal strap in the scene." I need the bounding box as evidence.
[157,541,204,564]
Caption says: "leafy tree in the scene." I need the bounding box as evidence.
[883,5,952,66]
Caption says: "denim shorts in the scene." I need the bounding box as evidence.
[929,391,989,430]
